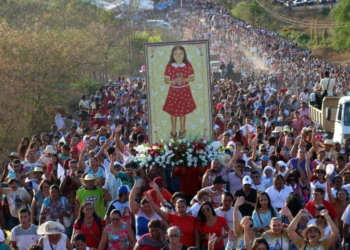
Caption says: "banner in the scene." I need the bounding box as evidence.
[145,40,212,143]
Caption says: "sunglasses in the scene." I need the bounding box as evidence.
[288,179,296,182]
[316,215,325,219]
[316,171,325,174]
[260,150,267,152]
[168,234,180,238]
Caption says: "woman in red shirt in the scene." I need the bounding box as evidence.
[146,192,196,247]
[195,202,229,250]
[72,202,106,249]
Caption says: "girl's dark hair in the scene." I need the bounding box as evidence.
[336,188,349,201]
[196,201,216,224]
[148,219,161,228]
[77,202,98,221]
[316,206,326,212]
[252,237,269,250]
[110,209,122,217]
[223,192,234,200]
[171,192,186,205]
[39,179,52,192]
[140,198,149,205]
[50,184,60,192]
[286,193,303,217]
[168,45,189,65]
[255,192,277,217]
[72,233,86,243]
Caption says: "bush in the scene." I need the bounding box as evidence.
[321,6,330,17]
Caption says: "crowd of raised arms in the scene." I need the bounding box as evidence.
[1,0,350,250]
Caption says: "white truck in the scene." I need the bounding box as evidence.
[310,96,350,143]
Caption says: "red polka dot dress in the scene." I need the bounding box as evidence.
[162,62,197,117]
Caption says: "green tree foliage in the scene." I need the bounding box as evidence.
[231,1,271,27]
[331,0,350,51]
[0,0,166,156]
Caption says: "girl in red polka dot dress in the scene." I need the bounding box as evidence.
[162,45,196,139]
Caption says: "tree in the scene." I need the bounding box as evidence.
[331,0,350,51]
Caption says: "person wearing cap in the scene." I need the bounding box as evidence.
[24,166,45,193]
[266,175,293,211]
[191,176,227,209]
[76,174,111,220]
[10,208,40,250]
[305,163,330,202]
[312,131,337,163]
[89,112,107,130]
[37,221,73,250]
[0,178,31,229]
[146,177,172,207]
[234,176,257,217]
[287,208,338,250]
[110,159,140,191]
[63,147,79,170]
[105,185,131,225]
[102,158,123,202]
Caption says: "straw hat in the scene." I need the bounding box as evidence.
[43,145,56,154]
[316,165,326,171]
[218,154,231,166]
[94,113,103,119]
[272,126,283,133]
[323,139,334,145]
[33,166,44,173]
[301,224,324,240]
[80,174,96,185]
[37,221,65,235]
[7,152,19,159]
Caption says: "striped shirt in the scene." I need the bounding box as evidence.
[10,224,40,250]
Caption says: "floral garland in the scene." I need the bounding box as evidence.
[134,138,228,168]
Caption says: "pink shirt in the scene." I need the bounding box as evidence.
[298,108,311,126]
[293,118,304,133]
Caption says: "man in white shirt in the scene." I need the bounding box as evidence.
[319,71,336,97]
[266,175,293,210]
[215,192,242,245]
[250,170,269,191]
[11,208,40,250]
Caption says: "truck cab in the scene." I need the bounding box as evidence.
[332,97,350,142]
[309,96,350,143]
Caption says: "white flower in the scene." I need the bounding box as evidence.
[178,139,182,144]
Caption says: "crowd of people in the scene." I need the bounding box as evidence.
[1,0,350,250]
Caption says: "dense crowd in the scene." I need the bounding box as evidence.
[1,0,350,250]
